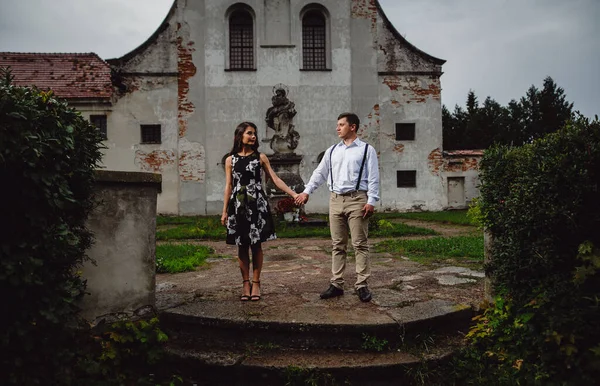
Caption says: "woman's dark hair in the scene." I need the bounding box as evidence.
[230,121,259,155]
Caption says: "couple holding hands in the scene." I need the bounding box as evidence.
[221,113,380,303]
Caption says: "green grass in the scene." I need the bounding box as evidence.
[374,235,484,262]
[155,243,215,273]
[156,216,437,240]
[157,215,221,226]
[156,216,225,240]
[376,210,473,226]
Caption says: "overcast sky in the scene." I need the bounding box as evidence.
[0,0,598,117]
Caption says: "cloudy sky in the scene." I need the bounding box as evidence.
[1,0,598,117]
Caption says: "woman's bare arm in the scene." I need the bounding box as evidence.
[260,153,298,198]
[221,156,233,225]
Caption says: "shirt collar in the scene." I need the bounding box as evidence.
[336,137,363,148]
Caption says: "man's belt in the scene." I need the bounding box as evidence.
[335,190,366,197]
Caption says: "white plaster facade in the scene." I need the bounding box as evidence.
[100,0,471,215]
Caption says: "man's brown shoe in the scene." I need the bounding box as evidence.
[320,284,344,299]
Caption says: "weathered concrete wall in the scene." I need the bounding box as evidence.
[79,171,161,323]
[104,3,184,215]
[377,75,445,211]
[105,77,179,214]
[105,0,448,215]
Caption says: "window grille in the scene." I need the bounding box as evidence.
[395,123,416,141]
[302,11,326,70]
[229,10,254,70]
[397,170,417,188]
[140,124,161,144]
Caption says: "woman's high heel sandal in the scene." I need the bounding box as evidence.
[250,280,261,301]
[240,279,251,301]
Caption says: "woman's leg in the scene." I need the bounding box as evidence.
[250,243,263,299]
[238,245,251,299]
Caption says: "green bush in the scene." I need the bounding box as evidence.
[0,69,104,384]
[74,317,178,385]
[457,115,600,384]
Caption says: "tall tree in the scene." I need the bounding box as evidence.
[478,96,506,148]
[519,76,574,143]
[442,76,575,149]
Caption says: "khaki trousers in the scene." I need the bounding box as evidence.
[329,191,370,290]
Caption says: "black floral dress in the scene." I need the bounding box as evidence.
[226,152,276,246]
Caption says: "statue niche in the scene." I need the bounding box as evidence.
[266,85,299,154]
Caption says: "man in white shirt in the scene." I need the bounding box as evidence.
[295,112,380,302]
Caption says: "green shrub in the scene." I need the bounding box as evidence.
[0,69,104,384]
[457,115,600,384]
[74,317,178,385]
[466,197,483,230]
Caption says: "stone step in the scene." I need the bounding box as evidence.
[160,298,473,351]
[162,340,460,386]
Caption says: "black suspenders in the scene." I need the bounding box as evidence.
[329,143,369,191]
[356,143,369,190]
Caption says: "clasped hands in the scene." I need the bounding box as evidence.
[294,192,309,205]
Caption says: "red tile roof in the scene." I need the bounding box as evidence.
[0,52,112,99]
[444,149,485,157]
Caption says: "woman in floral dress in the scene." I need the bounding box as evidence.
[221,122,298,301]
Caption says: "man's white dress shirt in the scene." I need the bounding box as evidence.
[303,138,380,206]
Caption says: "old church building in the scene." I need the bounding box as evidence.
[1,0,482,215]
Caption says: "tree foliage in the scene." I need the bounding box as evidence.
[443,76,576,150]
[453,115,600,384]
[0,68,104,384]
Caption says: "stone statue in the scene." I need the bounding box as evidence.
[266,84,299,153]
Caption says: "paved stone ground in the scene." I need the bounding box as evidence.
[156,226,485,326]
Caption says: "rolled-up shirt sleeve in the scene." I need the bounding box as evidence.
[366,145,380,206]
[303,147,332,195]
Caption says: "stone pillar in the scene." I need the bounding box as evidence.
[79,170,161,323]
[484,230,495,302]
[265,153,304,214]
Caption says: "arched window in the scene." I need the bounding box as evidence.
[229,9,254,70]
[302,10,326,70]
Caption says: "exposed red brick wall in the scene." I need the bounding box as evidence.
[444,158,480,172]
[382,76,441,103]
[135,150,176,173]
[428,148,444,175]
[178,146,206,182]
[351,0,377,33]
[407,79,441,102]
[429,148,481,175]
[176,24,197,139]
[382,76,401,91]
[359,104,380,139]
[394,144,405,153]
[351,0,377,19]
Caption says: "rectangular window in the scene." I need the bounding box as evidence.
[397,170,417,188]
[140,124,161,144]
[90,114,107,140]
[395,123,415,141]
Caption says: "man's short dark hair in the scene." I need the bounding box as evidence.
[337,112,360,129]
